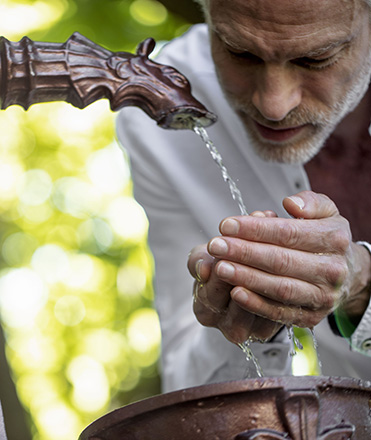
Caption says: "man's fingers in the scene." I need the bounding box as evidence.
[217,301,282,343]
[192,269,232,312]
[213,259,342,309]
[188,244,214,282]
[218,214,349,254]
[230,287,326,329]
[218,191,350,253]
[282,190,340,220]
[208,237,348,288]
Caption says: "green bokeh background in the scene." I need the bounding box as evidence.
[0,1,202,439]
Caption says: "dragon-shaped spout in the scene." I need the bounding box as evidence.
[0,32,217,130]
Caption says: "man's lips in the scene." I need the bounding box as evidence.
[253,120,307,142]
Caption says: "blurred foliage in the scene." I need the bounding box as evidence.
[0,1,195,439]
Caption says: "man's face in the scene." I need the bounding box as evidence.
[208,0,371,164]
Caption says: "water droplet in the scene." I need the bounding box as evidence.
[239,340,264,377]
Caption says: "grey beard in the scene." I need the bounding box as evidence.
[219,55,371,165]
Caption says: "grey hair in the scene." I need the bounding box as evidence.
[194,0,371,14]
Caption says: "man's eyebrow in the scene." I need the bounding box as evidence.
[213,28,246,51]
[213,25,353,57]
[303,39,352,57]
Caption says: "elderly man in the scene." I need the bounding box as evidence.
[117,0,371,392]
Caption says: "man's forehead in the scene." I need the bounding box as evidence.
[208,0,371,62]
[209,0,360,10]
[209,0,364,46]
[209,0,360,25]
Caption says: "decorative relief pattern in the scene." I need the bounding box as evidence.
[235,390,355,440]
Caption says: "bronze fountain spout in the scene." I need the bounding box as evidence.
[0,32,217,129]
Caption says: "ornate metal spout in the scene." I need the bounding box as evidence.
[0,32,217,130]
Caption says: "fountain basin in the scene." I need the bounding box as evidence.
[79,376,371,440]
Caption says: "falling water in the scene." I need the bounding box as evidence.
[239,340,264,378]
[193,125,263,376]
[193,125,248,216]
[310,327,322,371]
[286,325,304,357]
[193,125,320,376]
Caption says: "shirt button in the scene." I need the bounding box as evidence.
[361,338,371,351]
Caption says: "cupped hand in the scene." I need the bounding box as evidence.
[208,191,371,331]
[187,211,283,344]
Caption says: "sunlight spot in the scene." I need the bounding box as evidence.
[31,245,70,284]
[54,296,86,327]
[2,232,39,267]
[18,169,53,206]
[13,335,60,371]
[117,264,147,297]
[67,355,110,413]
[37,402,82,440]
[106,197,148,241]
[83,329,127,365]
[53,101,109,135]
[64,254,95,289]
[130,0,168,26]
[0,268,48,327]
[17,374,61,410]
[87,143,130,195]
[0,1,66,39]
[53,177,102,218]
[127,308,161,353]
[0,162,24,201]
[18,202,54,224]
[77,218,114,253]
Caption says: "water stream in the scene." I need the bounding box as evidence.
[193,125,317,377]
[193,125,263,376]
[310,327,322,371]
[193,125,248,217]
[287,325,304,357]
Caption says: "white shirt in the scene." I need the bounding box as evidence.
[116,24,371,392]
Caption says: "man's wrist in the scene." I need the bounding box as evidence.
[331,241,371,338]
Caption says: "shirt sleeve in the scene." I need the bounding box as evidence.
[350,296,371,355]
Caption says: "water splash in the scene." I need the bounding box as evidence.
[238,340,264,378]
[310,327,322,372]
[286,325,304,357]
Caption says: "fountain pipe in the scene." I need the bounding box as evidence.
[0,32,217,130]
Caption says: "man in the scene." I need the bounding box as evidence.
[117,0,371,392]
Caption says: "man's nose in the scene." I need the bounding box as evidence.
[251,64,302,121]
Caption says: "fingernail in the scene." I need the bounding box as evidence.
[251,211,266,218]
[217,261,235,278]
[288,196,305,210]
[232,287,248,303]
[195,259,204,282]
[221,218,239,235]
[209,238,228,256]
